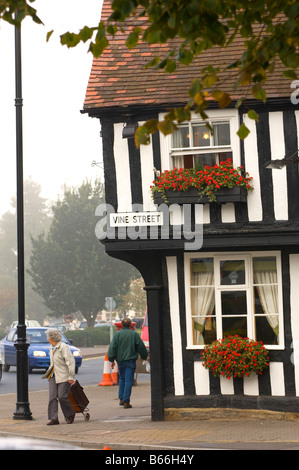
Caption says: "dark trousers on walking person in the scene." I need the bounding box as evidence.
[118,360,136,408]
[48,377,74,421]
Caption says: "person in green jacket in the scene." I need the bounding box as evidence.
[108,317,148,408]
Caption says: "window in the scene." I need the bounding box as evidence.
[159,109,240,175]
[171,120,232,169]
[185,252,283,349]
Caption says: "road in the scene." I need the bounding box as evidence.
[0,356,150,395]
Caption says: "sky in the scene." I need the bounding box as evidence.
[0,0,104,216]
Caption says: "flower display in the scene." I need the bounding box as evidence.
[151,158,253,202]
[201,335,269,379]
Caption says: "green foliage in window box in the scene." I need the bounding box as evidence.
[201,335,269,379]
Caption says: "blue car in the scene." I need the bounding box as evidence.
[1,327,82,374]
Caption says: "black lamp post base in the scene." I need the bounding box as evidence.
[13,403,32,420]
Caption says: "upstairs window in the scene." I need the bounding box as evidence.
[171,120,232,169]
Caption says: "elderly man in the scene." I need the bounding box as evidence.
[108,317,148,408]
[43,329,76,425]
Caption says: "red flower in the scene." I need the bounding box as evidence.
[151,159,254,203]
[201,336,269,379]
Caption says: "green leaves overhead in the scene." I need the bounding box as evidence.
[0,0,43,26]
[3,0,299,144]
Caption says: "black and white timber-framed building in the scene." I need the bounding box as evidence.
[83,0,299,420]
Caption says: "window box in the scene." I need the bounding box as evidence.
[153,186,248,205]
[151,160,253,204]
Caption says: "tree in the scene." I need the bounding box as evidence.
[2,1,299,144]
[29,179,138,326]
[119,277,147,318]
[0,178,52,328]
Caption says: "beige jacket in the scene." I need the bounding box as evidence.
[49,341,75,384]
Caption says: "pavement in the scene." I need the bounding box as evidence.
[1,346,299,451]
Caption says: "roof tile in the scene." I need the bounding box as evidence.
[83,0,294,112]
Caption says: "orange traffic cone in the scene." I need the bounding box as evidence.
[98,354,114,386]
[103,446,111,450]
[112,361,119,385]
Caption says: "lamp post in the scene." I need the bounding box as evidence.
[13,20,32,421]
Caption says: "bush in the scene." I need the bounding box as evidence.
[65,326,116,347]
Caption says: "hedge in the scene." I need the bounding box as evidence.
[65,326,116,347]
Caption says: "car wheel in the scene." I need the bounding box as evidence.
[0,364,2,382]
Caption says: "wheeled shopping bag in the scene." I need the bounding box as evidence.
[68,380,90,421]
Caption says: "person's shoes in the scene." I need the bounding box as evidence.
[119,400,124,406]
[47,419,59,425]
[123,402,132,409]
[66,413,75,424]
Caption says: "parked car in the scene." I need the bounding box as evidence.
[1,327,82,373]
[9,320,41,331]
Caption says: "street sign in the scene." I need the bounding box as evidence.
[64,313,74,324]
[105,297,116,342]
[105,297,116,310]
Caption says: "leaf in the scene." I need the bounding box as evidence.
[283,70,297,80]
[89,37,109,57]
[212,90,232,108]
[126,27,142,49]
[145,57,160,68]
[107,25,118,36]
[247,109,259,122]
[167,13,176,29]
[177,48,194,65]
[157,118,177,136]
[235,97,245,109]
[188,79,202,98]
[46,30,54,42]
[60,32,81,48]
[237,123,250,140]
[165,59,176,73]
[251,84,267,102]
[174,107,191,124]
[135,120,158,147]
[202,73,218,88]
[79,26,94,43]
[194,92,205,106]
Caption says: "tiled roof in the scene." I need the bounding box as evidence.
[83,0,293,113]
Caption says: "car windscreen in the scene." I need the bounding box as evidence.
[26,329,69,344]
[26,329,49,343]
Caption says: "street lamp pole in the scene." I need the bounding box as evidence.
[13,20,32,420]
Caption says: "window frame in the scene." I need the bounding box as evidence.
[184,251,284,350]
[159,109,241,172]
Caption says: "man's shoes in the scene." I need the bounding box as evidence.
[123,402,132,409]
[119,400,124,406]
[47,419,59,426]
[66,413,75,424]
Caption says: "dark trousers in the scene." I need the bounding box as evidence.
[118,360,136,403]
[48,377,73,420]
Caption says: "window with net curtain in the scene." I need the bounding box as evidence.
[189,255,281,347]
[171,121,232,169]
